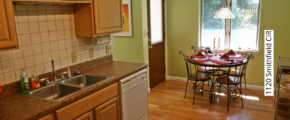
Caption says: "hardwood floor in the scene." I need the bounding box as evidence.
[148,80,274,120]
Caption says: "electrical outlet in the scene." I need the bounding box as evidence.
[106,45,112,54]
[71,52,77,63]
[89,48,94,58]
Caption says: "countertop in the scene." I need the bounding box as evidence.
[0,61,148,120]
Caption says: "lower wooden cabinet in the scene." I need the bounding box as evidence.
[55,83,119,120]
[39,113,55,120]
[94,96,120,120]
[75,111,94,120]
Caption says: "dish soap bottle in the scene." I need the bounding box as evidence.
[20,70,30,93]
[31,70,40,90]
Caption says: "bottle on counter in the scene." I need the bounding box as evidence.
[31,70,40,90]
[20,69,30,93]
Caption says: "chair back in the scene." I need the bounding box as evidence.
[191,46,198,54]
[230,52,254,78]
[179,51,191,77]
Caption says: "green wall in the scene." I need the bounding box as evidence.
[166,0,290,86]
[113,0,145,63]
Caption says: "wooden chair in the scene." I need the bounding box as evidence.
[215,54,253,111]
[179,51,212,105]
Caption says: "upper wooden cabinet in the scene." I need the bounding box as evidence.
[74,0,123,37]
[0,0,19,52]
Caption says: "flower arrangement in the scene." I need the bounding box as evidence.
[205,47,210,50]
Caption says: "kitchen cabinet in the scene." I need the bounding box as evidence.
[0,0,19,52]
[94,96,120,120]
[39,113,55,120]
[55,83,119,120]
[74,0,123,37]
[75,111,94,120]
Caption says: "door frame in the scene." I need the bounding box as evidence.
[147,0,166,90]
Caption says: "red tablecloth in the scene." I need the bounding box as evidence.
[187,56,243,65]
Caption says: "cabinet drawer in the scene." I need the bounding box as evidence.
[56,83,118,120]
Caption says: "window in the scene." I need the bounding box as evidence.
[200,0,261,50]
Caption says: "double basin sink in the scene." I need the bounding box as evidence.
[23,74,113,102]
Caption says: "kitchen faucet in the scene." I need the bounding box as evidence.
[52,60,58,82]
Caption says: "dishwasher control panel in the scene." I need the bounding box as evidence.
[120,70,147,93]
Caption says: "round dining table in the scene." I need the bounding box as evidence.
[186,53,248,103]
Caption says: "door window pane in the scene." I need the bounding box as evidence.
[230,0,259,50]
[201,0,225,49]
[150,0,163,45]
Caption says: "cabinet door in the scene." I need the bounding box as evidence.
[0,0,19,51]
[75,111,94,120]
[39,113,55,120]
[93,0,123,34]
[94,96,120,120]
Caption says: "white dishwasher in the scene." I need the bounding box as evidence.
[119,69,148,120]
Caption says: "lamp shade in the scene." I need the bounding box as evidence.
[213,6,235,19]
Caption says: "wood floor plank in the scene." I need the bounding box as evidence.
[148,80,274,120]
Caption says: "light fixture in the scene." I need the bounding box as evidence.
[213,6,235,19]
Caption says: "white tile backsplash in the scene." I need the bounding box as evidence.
[24,56,35,67]
[32,44,43,55]
[31,33,41,44]
[59,49,67,59]
[51,51,60,60]
[42,42,51,53]
[12,48,24,59]
[37,11,47,21]
[50,41,59,51]
[58,40,66,49]
[20,34,31,45]
[39,22,48,32]
[0,51,13,61]
[0,74,5,85]
[43,52,52,63]
[2,60,15,73]
[18,23,30,34]
[22,45,33,57]
[4,71,16,84]
[13,58,25,70]
[34,54,44,65]
[48,21,56,31]
[40,32,50,42]
[0,4,111,85]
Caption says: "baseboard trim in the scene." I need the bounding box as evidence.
[148,88,151,93]
[166,76,264,90]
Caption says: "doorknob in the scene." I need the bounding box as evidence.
[148,46,153,49]
[148,39,151,42]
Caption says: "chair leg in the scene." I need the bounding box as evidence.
[184,79,189,98]
[201,81,204,96]
[244,74,247,96]
[240,84,244,107]
[227,84,230,111]
[219,83,221,93]
[208,80,209,87]
[193,82,196,105]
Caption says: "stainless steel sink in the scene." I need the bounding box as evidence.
[22,74,113,102]
[25,84,81,102]
[59,74,113,87]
